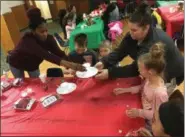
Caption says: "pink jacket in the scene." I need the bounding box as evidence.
[108,21,123,41]
[129,80,168,120]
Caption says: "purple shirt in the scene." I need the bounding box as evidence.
[8,32,68,71]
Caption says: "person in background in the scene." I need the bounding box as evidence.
[68,33,98,66]
[64,13,76,46]
[109,3,120,23]
[114,42,168,131]
[99,40,112,60]
[102,2,120,39]
[151,8,162,29]
[58,9,67,40]
[95,1,184,95]
[67,5,77,24]
[123,0,137,18]
[7,8,85,78]
[137,89,184,137]
[57,5,78,41]
[98,0,109,12]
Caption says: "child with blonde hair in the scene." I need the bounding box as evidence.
[114,42,168,131]
[99,40,112,59]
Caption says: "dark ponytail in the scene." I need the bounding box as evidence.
[67,5,75,13]
[27,8,46,30]
[129,1,152,27]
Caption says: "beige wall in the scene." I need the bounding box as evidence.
[1,15,16,54]
[1,1,29,30]
[11,4,29,30]
[35,1,52,19]
[0,1,24,54]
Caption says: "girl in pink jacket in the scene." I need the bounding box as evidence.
[114,42,168,130]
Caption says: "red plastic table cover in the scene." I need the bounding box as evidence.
[158,5,184,37]
[1,77,145,136]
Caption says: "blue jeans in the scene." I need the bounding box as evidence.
[9,65,40,78]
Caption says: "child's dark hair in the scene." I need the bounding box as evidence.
[104,0,110,5]
[129,0,152,27]
[27,8,46,30]
[66,12,74,22]
[159,90,184,137]
[99,40,112,51]
[74,33,87,47]
[169,89,184,101]
[67,5,75,13]
[138,42,165,76]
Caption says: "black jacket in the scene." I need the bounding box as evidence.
[101,27,184,84]
[69,49,98,66]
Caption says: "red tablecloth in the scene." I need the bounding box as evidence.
[158,5,184,37]
[1,77,145,136]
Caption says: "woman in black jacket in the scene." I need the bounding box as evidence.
[95,2,184,92]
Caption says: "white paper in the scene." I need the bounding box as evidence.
[83,63,91,68]
[56,82,77,95]
[76,67,98,78]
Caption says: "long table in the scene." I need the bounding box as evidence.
[1,77,144,136]
[158,4,184,37]
[156,1,178,7]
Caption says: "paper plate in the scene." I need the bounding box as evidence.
[83,63,91,68]
[76,67,98,78]
[56,82,77,95]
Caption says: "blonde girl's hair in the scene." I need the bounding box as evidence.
[99,40,112,51]
[138,42,166,77]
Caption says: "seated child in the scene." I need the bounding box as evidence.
[151,90,184,137]
[68,33,98,66]
[99,40,112,60]
[126,90,184,137]
[113,42,168,131]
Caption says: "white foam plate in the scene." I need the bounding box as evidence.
[83,63,91,68]
[76,67,98,78]
[56,82,77,95]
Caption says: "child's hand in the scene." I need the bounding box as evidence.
[94,62,104,70]
[126,108,139,118]
[61,60,86,72]
[113,88,128,95]
[69,69,76,75]
[63,69,76,75]
[63,69,71,75]
[137,128,153,136]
